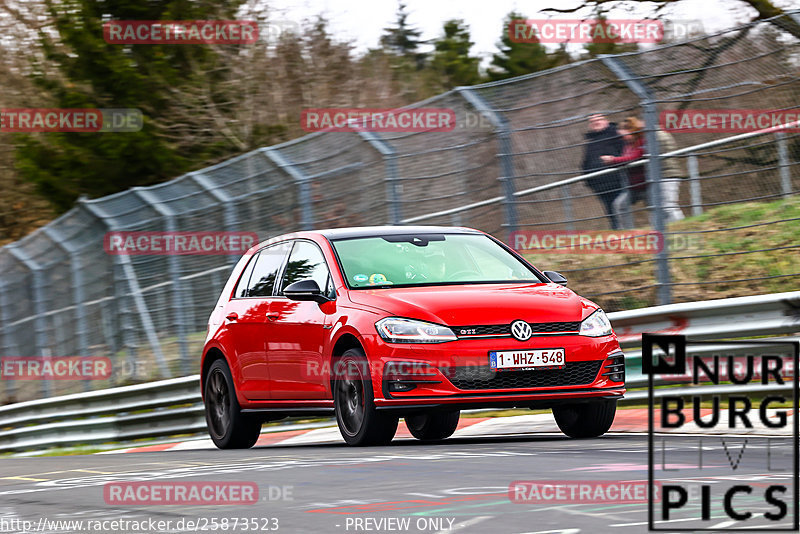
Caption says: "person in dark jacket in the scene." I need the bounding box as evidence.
[582,113,625,229]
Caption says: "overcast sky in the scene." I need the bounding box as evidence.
[266,0,796,62]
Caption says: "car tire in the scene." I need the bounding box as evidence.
[204,359,262,449]
[552,399,617,438]
[334,348,398,446]
[406,410,460,441]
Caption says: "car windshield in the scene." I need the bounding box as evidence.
[331,233,544,288]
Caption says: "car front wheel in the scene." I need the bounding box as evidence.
[406,410,460,441]
[552,399,617,438]
[204,359,262,449]
[334,348,398,446]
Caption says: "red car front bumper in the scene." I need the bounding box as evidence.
[361,333,626,409]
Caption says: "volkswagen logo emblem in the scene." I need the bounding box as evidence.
[510,320,533,341]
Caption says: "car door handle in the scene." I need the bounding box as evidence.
[266,314,279,321]
[226,312,239,321]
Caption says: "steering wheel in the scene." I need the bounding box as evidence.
[446,269,481,281]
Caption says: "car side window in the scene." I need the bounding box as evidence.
[233,252,259,298]
[280,240,331,295]
[247,242,291,297]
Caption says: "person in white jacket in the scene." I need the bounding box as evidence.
[656,129,686,222]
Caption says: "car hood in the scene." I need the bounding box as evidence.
[346,283,595,326]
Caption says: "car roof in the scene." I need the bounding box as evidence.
[313,226,483,240]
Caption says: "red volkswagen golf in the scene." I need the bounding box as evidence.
[201,226,625,448]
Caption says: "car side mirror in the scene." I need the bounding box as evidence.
[543,270,568,286]
[284,279,332,304]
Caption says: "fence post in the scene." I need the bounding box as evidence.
[6,247,52,397]
[687,155,703,216]
[79,200,170,378]
[190,171,240,265]
[357,130,402,224]
[456,87,519,234]
[0,276,21,402]
[601,55,672,305]
[619,172,634,229]
[561,184,575,231]
[451,145,467,226]
[776,132,792,198]
[42,226,91,391]
[263,148,314,230]
[133,188,192,375]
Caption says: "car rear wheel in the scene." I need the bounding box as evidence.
[406,410,460,441]
[204,359,262,449]
[334,348,398,446]
[552,399,617,438]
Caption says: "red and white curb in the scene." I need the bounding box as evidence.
[99,408,794,455]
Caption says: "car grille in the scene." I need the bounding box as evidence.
[443,360,603,390]
[452,321,581,338]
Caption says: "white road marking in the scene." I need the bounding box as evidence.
[436,515,493,533]
[169,438,217,451]
[516,529,581,534]
[549,504,631,522]
[611,514,729,526]
[277,427,343,445]
[455,414,558,437]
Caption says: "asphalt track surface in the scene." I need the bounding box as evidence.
[1,431,796,534]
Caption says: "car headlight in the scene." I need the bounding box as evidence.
[375,317,457,343]
[580,309,613,337]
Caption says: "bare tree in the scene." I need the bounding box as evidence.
[542,0,800,40]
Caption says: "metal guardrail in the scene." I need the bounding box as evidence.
[0,376,202,451]
[611,290,800,349]
[1,291,798,452]
[624,335,800,388]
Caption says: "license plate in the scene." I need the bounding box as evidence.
[489,348,566,371]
